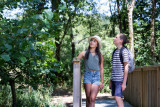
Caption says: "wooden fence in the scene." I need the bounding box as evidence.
[123,64,160,107]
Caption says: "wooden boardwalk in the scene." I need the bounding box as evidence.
[81,93,133,107]
[82,99,133,107]
[65,92,133,107]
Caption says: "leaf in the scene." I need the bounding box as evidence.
[20,57,27,64]
[58,5,66,11]
[5,44,12,51]
[44,9,53,20]
[17,28,28,34]
[32,14,43,20]
[1,54,10,61]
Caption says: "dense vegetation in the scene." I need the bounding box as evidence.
[0,0,159,106]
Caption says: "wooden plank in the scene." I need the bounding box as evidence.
[142,68,148,107]
[151,70,157,107]
[139,69,143,107]
[158,67,160,107]
[148,70,151,107]
[141,65,160,71]
[134,67,142,72]
[130,72,134,105]
[143,67,157,71]
[132,70,142,107]
[124,68,143,107]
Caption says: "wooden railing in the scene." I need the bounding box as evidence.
[73,58,81,107]
[124,64,160,107]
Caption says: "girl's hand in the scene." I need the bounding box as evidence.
[99,82,103,90]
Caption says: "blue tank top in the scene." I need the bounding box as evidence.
[84,52,100,71]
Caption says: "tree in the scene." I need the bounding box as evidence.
[52,0,61,61]
[0,1,59,106]
[116,0,122,32]
[126,0,136,55]
[121,0,128,33]
[109,0,117,37]
[151,0,156,61]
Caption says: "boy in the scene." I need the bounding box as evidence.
[109,33,129,107]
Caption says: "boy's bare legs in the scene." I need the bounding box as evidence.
[115,96,124,107]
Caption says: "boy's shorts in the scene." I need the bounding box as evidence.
[83,70,100,85]
[111,81,123,97]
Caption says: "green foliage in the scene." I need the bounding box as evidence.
[0,85,54,107]
[0,85,12,106]
[0,8,60,89]
[133,0,160,66]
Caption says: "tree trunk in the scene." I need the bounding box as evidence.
[109,0,116,36]
[71,26,75,59]
[116,0,122,32]
[52,0,60,61]
[151,0,156,61]
[89,21,92,36]
[55,38,60,61]
[70,24,75,76]
[126,0,136,56]
[122,0,127,32]
[38,0,45,14]
[9,80,16,107]
[52,0,60,11]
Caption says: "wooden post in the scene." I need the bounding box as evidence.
[73,58,81,107]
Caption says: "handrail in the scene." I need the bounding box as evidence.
[124,65,160,107]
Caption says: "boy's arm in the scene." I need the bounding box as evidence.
[122,62,128,91]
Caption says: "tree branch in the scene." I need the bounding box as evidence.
[131,0,136,8]
[59,3,78,45]
[77,37,88,44]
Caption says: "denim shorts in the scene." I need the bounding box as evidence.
[111,81,123,97]
[83,70,100,85]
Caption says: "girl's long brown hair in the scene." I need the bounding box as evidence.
[85,42,102,65]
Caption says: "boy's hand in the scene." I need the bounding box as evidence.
[121,83,126,91]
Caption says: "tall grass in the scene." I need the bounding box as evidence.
[0,85,12,107]
[0,85,55,107]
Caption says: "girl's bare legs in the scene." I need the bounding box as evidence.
[84,84,100,107]
[90,85,99,107]
[84,84,92,107]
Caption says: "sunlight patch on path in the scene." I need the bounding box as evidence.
[82,99,133,107]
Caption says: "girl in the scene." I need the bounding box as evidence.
[77,35,104,107]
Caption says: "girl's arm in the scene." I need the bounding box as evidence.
[77,51,85,59]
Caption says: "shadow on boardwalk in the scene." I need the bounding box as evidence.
[66,93,133,107]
